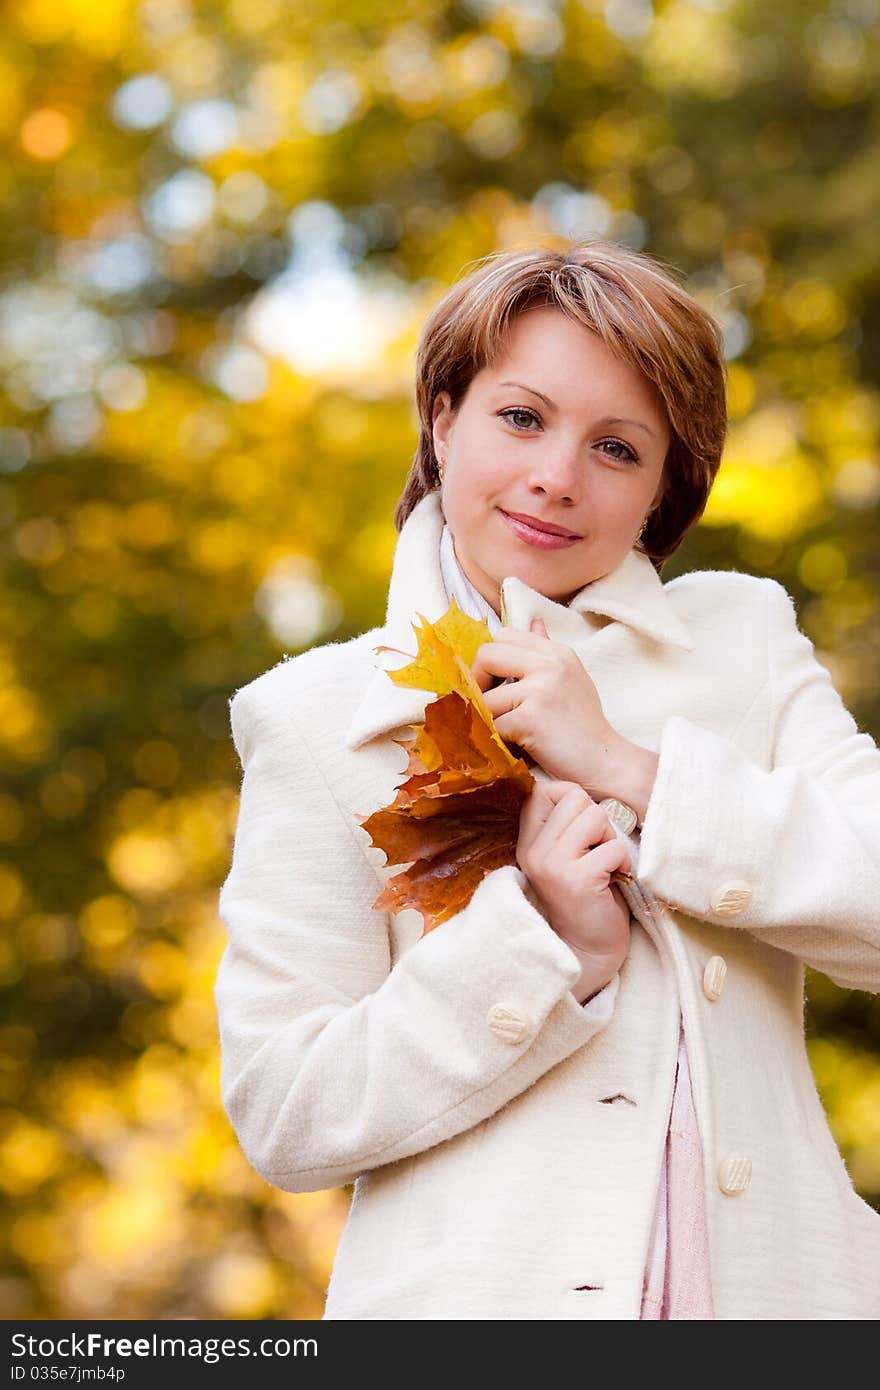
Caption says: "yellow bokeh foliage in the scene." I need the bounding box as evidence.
[0,0,877,1326]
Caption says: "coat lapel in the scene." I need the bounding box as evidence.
[345,489,694,750]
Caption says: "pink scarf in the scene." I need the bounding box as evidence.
[640,1029,715,1319]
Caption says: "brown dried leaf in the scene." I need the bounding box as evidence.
[359,689,535,932]
[358,596,536,933]
[359,599,640,934]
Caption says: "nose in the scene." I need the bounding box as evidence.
[526,438,583,503]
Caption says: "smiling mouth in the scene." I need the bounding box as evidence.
[498,508,583,549]
[500,509,581,538]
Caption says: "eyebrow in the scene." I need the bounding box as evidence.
[496,380,658,439]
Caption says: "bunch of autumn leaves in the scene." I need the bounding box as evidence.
[359,597,633,935]
[359,598,534,934]
[358,597,639,934]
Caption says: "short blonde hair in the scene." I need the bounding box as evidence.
[394,242,728,573]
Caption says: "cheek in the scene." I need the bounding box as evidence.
[592,476,651,519]
[448,436,512,500]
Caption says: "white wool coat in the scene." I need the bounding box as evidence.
[215,489,880,1320]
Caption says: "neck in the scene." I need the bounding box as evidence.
[439,524,503,634]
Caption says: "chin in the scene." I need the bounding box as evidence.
[506,567,569,604]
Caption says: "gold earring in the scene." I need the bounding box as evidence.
[437,453,445,485]
[636,515,648,544]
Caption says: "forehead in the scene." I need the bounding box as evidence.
[477,308,667,419]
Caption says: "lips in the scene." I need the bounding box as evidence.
[500,509,581,538]
[498,509,582,550]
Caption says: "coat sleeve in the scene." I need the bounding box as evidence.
[636,577,880,992]
[214,676,619,1194]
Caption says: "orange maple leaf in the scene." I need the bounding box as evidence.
[357,600,535,933]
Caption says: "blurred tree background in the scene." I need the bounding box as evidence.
[1,0,879,1319]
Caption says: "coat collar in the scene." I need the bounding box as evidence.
[345,489,694,749]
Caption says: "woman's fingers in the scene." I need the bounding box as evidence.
[536,794,611,855]
[471,631,551,688]
[473,638,532,678]
[517,781,579,866]
[518,780,633,880]
[554,801,625,864]
[518,781,603,865]
[576,834,633,883]
[482,676,517,714]
[519,780,592,840]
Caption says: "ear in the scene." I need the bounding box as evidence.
[432,391,454,459]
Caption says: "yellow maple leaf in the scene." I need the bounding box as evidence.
[374,595,518,769]
[359,598,537,932]
[364,596,640,932]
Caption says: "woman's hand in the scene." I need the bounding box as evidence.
[516,777,633,1002]
[472,618,660,821]
[472,618,621,793]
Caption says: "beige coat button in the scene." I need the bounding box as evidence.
[486,1002,531,1045]
[702,955,727,1002]
[599,796,637,836]
[717,1153,752,1195]
[709,880,753,915]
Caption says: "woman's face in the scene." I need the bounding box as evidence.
[431,306,671,614]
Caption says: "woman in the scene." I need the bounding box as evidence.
[215,243,880,1320]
